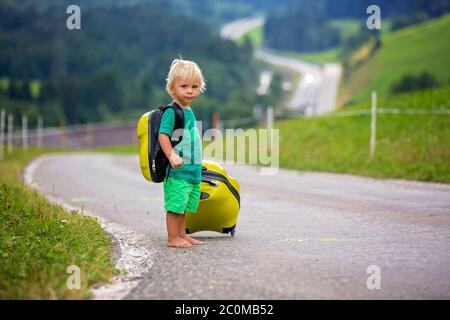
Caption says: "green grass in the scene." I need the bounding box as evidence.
[92,144,138,154]
[237,24,264,47]
[30,80,41,99]
[0,148,116,299]
[329,19,361,40]
[0,78,8,91]
[276,86,450,182]
[330,18,392,38]
[340,14,450,105]
[0,78,41,98]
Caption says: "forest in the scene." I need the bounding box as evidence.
[0,1,260,127]
[264,0,448,52]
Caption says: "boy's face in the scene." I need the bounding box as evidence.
[172,77,200,107]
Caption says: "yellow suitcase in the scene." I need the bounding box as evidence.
[186,160,240,237]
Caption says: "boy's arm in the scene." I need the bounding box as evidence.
[158,133,183,168]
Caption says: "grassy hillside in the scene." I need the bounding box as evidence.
[0,148,116,299]
[277,86,450,182]
[340,14,450,105]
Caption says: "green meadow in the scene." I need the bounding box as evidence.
[276,86,450,182]
[341,14,450,105]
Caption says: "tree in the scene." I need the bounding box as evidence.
[390,72,440,94]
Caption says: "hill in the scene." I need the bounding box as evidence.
[276,86,450,182]
[340,14,450,105]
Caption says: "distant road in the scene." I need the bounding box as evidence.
[27,154,450,299]
[220,16,265,40]
[220,17,342,115]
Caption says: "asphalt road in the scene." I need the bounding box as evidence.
[220,17,342,115]
[254,49,342,115]
[26,153,450,299]
[219,16,265,40]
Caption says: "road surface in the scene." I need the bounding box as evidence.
[220,16,265,40]
[220,17,342,116]
[25,153,450,299]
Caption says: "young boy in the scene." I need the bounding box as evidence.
[159,58,205,248]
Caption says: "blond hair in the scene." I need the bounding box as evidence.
[166,58,206,98]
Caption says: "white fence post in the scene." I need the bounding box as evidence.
[370,91,377,159]
[7,114,13,155]
[267,106,274,152]
[0,109,5,160]
[37,116,43,149]
[22,114,28,151]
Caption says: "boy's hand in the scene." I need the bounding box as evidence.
[169,150,183,168]
[158,133,182,168]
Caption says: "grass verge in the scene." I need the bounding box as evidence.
[276,87,450,182]
[0,148,116,299]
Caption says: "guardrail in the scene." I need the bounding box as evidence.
[0,111,138,159]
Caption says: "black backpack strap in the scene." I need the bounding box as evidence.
[159,102,185,145]
[160,102,185,180]
[169,102,185,134]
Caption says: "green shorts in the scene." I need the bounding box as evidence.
[163,176,200,214]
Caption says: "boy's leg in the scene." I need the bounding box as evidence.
[181,182,202,245]
[179,213,203,245]
[164,177,191,248]
[166,212,191,247]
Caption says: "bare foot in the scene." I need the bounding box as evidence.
[183,236,203,245]
[167,237,192,248]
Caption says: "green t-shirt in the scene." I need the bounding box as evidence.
[159,107,202,183]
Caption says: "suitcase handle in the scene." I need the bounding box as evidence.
[201,178,218,186]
